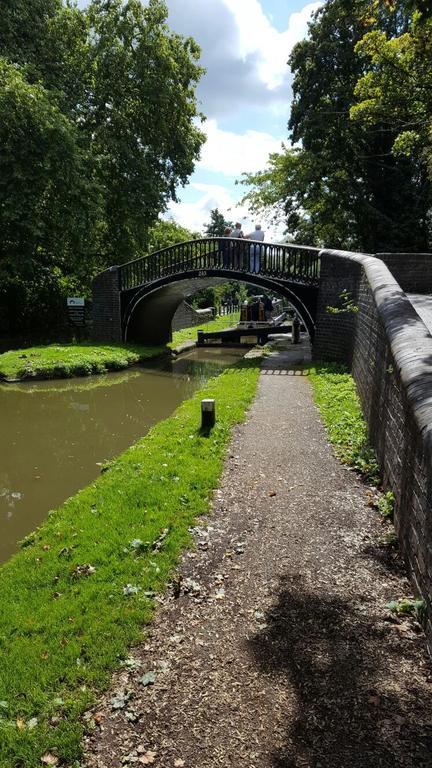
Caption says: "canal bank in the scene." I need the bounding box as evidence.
[0,347,245,562]
[0,314,240,383]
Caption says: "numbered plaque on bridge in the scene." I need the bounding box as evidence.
[67,297,86,327]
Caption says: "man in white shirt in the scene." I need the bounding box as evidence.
[246,224,265,271]
[247,224,265,241]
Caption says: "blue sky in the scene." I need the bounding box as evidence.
[77,0,321,237]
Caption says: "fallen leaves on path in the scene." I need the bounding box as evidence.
[139,751,157,764]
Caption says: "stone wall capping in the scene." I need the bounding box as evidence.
[403,376,432,397]
[392,354,432,371]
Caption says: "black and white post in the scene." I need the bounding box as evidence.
[201,398,216,430]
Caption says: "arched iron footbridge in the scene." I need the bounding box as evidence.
[92,238,321,344]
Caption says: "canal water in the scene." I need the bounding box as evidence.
[0,348,244,562]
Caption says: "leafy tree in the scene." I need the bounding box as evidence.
[204,208,233,237]
[0,0,205,335]
[241,148,324,245]
[351,5,432,182]
[0,0,90,113]
[191,282,249,311]
[147,219,200,252]
[288,0,431,251]
[0,58,102,334]
[85,0,206,263]
[241,0,431,251]
[0,0,61,71]
[383,0,431,15]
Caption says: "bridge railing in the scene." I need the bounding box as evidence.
[118,238,321,292]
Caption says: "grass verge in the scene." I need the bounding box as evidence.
[307,363,380,484]
[0,343,166,382]
[0,315,240,382]
[0,360,260,767]
[169,312,240,349]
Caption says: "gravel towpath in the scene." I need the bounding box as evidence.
[84,343,432,768]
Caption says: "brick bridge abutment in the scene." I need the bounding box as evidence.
[92,266,122,343]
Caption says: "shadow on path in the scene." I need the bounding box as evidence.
[249,575,432,768]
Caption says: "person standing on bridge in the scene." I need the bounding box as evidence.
[246,224,265,272]
[231,222,244,268]
[221,226,232,268]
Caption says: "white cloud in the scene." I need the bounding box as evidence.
[198,119,282,177]
[220,0,321,89]
[167,0,322,117]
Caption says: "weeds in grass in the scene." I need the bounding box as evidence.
[326,289,359,315]
[307,363,380,484]
[377,491,395,520]
[383,530,398,548]
[386,598,426,623]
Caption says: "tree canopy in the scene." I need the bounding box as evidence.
[351,5,432,181]
[0,0,205,335]
[241,0,432,252]
[203,209,234,237]
[147,219,200,252]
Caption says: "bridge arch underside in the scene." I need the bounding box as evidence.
[122,272,318,345]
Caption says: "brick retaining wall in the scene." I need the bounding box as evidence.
[313,254,362,365]
[171,302,213,332]
[314,250,432,653]
[378,253,432,294]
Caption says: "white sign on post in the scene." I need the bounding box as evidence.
[67,297,86,327]
[67,297,85,307]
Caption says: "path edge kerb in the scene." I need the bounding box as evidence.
[316,247,432,652]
